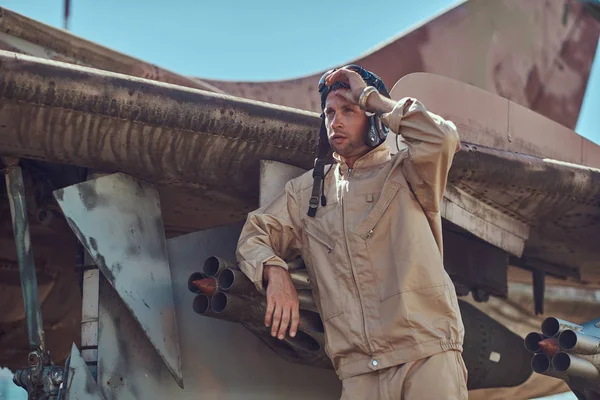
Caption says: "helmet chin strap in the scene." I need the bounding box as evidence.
[307,117,330,217]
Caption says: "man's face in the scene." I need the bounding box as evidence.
[324,89,370,161]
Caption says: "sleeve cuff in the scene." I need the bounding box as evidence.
[380,97,414,133]
[252,255,289,293]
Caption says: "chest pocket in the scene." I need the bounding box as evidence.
[302,218,343,321]
[355,182,406,301]
[355,182,402,239]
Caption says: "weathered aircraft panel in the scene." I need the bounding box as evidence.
[54,173,183,387]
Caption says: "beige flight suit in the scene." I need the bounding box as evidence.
[237,97,468,399]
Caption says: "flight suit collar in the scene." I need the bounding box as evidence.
[333,145,391,175]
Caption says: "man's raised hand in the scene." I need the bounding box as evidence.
[325,67,368,104]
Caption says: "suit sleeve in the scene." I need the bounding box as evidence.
[381,97,460,214]
[236,179,303,292]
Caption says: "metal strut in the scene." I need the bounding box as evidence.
[3,158,63,399]
[3,158,45,351]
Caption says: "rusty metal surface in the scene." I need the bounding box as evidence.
[63,344,105,400]
[53,172,183,388]
[442,184,529,257]
[0,7,223,94]
[3,162,45,352]
[449,143,600,281]
[0,50,319,206]
[202,0,599,132]
[96,223,342,400]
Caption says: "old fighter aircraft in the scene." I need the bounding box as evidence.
[1,0,600,399]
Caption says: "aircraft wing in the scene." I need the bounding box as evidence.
[2,50,599,289]
[389,73,600,289]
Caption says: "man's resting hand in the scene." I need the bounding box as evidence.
[263,265,300,340]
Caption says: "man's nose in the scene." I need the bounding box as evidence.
[330,113,343,129]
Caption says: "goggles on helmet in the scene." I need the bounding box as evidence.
[318,64,390,110]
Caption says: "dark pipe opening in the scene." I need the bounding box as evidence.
[211,292,228,313]
[558,330,577,351]
[263,336,300,361]
[192,294,210,314]
[524,332,543,353]
[218,269,235,291]
[203,256,221,277]
[286,330,321,352]
[299,310,324,333]
[552,352,571,372]
[188,272,205,293]
[531,353,550,373]
[542,318,560,337]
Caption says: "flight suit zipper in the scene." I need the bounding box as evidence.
[342,167,373,355]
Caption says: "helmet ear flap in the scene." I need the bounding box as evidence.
[365,114,389,148]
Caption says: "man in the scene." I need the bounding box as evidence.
[236,65,467,399]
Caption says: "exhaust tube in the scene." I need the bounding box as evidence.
[209,291,266,323]
[286,258,306,270]
[192,294,216,317]
[524,332,543,353]
[203,256,236,277]
[218,268,255,294]
[552,352,600,379]
[531,353,563,378]
[289,269,311,290]
[297,289,318,313]
[559,329,600,355]
[541,317,583,338]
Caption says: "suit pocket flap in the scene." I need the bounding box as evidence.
[356,182,402,239]
[304,218,336,251]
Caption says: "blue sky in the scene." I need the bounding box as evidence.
[0,2,597,398]
[2,0,598,147]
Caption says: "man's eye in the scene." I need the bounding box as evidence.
[343,107,353,113]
